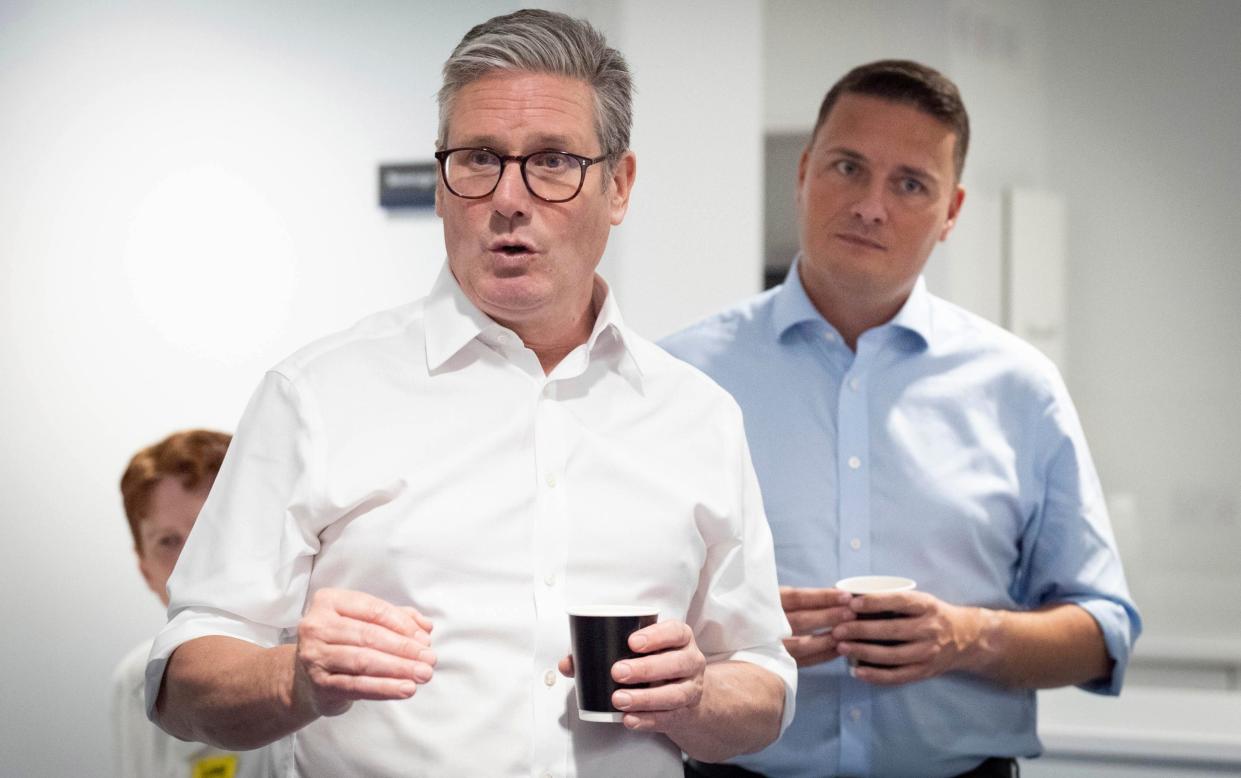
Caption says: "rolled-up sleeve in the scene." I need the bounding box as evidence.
[1015,379,1142,696]
[145,369,324,719]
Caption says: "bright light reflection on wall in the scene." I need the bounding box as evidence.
[124,165,295,362]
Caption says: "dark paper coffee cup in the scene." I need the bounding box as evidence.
[567,605,658,723]
[835,576,916,668]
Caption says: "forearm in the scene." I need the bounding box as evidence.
[664,661,785,763]
[156,636,315,749]
[957,602,1112,688]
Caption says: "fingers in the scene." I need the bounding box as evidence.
[310,672,423,703]
[613,677,702,714]
[301,640,435,682]
[313,588,434,637]
[297,588,438,709]
[786,605,856,635]
[848,590,929,617]
[831,615,919,645]
[303,616,433,662]
[783,634,841,667]
[836,637,931,669]
[848,660,930,686]
[609,619,705,718]
[780,586,852,612]
[628,620,693,654]
[558,654,575,678]
[619,707,695,733]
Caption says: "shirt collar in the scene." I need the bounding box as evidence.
[423,261,647,387]
[887,275,932,349]
[423,262,497,372]
[584,275,647,390]
[770,255,932,350]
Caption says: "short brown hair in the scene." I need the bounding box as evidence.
[811,59,970,179]
[120,429,231,553]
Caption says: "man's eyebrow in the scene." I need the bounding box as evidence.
[894,163,938,183]
[822,145,940,183]
[450,134,584,152]
[822,146,866,162]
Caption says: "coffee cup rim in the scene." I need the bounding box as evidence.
[567,605,659,618]
[834,575,917,594]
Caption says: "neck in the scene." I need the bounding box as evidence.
[798,264,911,352]
[502,289,601,375]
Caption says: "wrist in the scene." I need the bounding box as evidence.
[279,645,324,723]
[955,605,1003,676]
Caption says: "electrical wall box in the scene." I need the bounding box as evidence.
[378,162,437,208]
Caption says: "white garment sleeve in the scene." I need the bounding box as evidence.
[685,401,798,733]
[145,369,325,720]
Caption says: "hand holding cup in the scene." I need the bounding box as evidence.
[563,607,705,731]
[831,576,982,685]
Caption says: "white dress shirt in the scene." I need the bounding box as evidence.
[146,263,795,778]
[113,638,279,778]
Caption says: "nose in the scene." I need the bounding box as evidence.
[851,181,887,226]
[490,159,532,220]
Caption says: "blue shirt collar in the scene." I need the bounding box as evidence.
[771,255,932,350]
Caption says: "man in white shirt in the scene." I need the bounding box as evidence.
[147,10,795,777]
[114,429,274,778]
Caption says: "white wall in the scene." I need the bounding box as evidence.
[0,2,765,774]
[1043,0,1241,643]
[604,0,764,337]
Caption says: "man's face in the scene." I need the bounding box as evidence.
[436,71,636,331]
[796,92,964,307]
[137,478,209,606]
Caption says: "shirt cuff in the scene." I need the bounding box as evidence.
[1066,596,1141,696]
[708,646,799,735]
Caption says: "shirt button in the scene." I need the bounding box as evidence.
[544,670,556,687]
[850,707,862,721]
[496,332,509,344]
[545,472,558,488]
[848,456,861,470]
[849,378,860,391]
[543,573,557,587]
[850,538,862,550]
[824,331,838,342]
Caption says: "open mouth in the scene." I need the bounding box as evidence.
[489,238,537,257]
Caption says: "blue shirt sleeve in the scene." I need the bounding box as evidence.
[1012,376,1142,696]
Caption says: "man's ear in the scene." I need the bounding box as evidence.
[795,146,812,209]
[939,185,966,241]
[607,150,638,226]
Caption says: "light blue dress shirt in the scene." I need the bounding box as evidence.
[661,261,1141,778]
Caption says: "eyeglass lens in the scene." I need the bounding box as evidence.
[443,150,583,202]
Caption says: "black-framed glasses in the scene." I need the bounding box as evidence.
[433,147,609,203]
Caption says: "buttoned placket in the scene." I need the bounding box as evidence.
[530,374,571,778]
[837,330,876,778]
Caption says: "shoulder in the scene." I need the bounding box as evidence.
[927,294,1068,408]
[659,287,779,370]
[627,331,748,427]
[271,299,428,382]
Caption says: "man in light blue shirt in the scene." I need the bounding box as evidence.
[662,60,1140,778]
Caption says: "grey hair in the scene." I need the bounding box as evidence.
[437,9,632,161]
